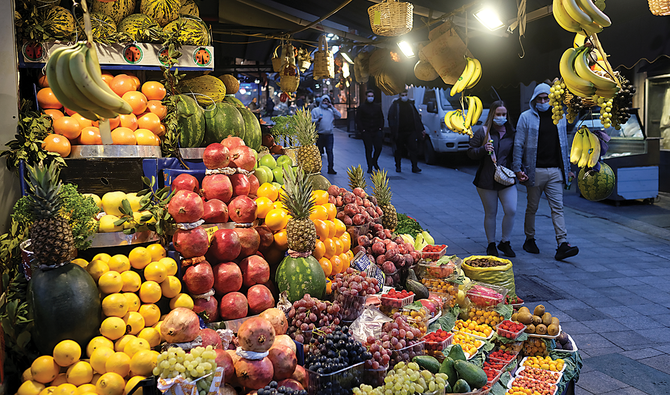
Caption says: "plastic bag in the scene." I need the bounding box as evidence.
[157,367,224,395]
[461,256,517,299]
[349,306,393,344]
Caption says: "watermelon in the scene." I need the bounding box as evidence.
[578,162,615,201]
[163,16,209,46]
[140,0,180,27]
[91,0,137,25]
[204,102,244,144]
[77,13,117,40]
[275,255,326,302]
[40,6,75,38]
[223,95,262,150]
[224,94,245,108]
[175,94,206,148]
[180,0,200,17]
[118,13,159,41]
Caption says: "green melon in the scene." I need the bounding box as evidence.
[176,94,206,148]
[204,102,245,145]
[40,6,75,38]
[308,173,332,191]
[578,162,615,201]
[163,17,209,46]
[180,0,199,17]
[275,255,326,302]
[91,0,137,25]
[77,13,117,40]
[118,13,159,41]
[140,0,180,27]
[29,264,102,355]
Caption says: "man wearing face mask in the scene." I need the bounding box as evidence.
[513,83,579,261]
[388,90,424,173]
[356,89,384,173]
[311,95,341,174]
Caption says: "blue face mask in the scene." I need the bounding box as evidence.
[321,102,329,108]
[367,96,374,103]
[536,102,551,112]
[493,116,506,126]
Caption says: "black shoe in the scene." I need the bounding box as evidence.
[497,241,516,257]
[486,242,498,257]
[412,167,422,173]
[328,169,337,175]
[555,242,579,260]
[523,238,540,254]
[396,166,401,173]
[367,168,373,174]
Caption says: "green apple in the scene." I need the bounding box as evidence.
[272,182,283,190]
[258,154,277,169]
[276,155,293,168]
[251,149,258,170]
[272,167,284,184]
[254,166,273,185]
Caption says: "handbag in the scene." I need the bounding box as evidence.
[491,151,516,186]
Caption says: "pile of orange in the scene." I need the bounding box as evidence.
[36,74,169,157]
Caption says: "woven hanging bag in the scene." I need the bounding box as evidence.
[368,0,413,37]
[649,0,670,15]
[313,35,334,80]
[278,43,300,92]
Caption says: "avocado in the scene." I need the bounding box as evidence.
[452,379,472,393]
[413,355,441,374]
[439,357,458,388]
[405,279,430,300]
[453,360,488,389]
[447,344,467,361]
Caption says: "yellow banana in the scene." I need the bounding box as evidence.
[450,58,473,96]
[578,128,592,168]
[450,110,467,133]
[472,96,483,126]
[570,129,584,164]
[559,47,596,98]
[573,47,618,99]
[444,111,455,130]
[575,0,610,27]
[580,20,603,34]
[587,128,601,167]
[561,0,593,27]
[553,0,583,33]
[465,58,482,90]
[464,96,475,128]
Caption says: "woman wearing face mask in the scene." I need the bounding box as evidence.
[356,89,384,173]
[467,100,518,257]
[311,95,342,174]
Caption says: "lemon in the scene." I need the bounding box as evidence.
[71,258,89,269]
[125,193,142,212]
[129,349,158,377]
[169,293,194,310]
[89,346,115,374]
[123,311,145,335]
[138,304,160,327]
[152,321,164,342]
[105,352,131,377]
[51,374,68,386]
[92,253,111,263]
[86,336,114,358]
[53,340,81,367]
[119,271,141,293]
[98,215,123,233]
[143,262,167,283]
[146,244,166,261]
[139,211,156,225]
[82,193,102,209]
[98,271,123,294]
[128,247,152,270]
[66,361,93,386]
[137,327,161,348]
[124,376,145,395]
[95,372,125,395]
[123,337,150,358]
[18,380,46,395]
[114,335,137,353]
[160,276,181,298]
[107,255,131,273]
[38,386,56,395]
[100,317,127,341]
[90,373,101,386]
[86,260,110,282]
[138,281,161,304]
[23,367,34,382]
[53,383,77,395]
[76,385,96,395]
[101,191,126,217]
[122,293,141,312]
[102,293,128,318]
[158,257,178,276]
[31,355,60,384]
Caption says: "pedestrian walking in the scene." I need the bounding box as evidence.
[512,83,579,260]
[467,100,518,257]
[356,90,384,173]
[387,90,424,173]
[311,95,341,174]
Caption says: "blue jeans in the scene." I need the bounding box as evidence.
[317,133,334,170]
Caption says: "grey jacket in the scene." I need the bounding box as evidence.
[512,83,570,187]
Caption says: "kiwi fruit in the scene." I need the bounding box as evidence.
[551,317,560,326]
[534,305,545,316]
[517,312,533,325]
[511,313,518,322]
[536,324,547,335]
[532,315,542,326]
[518,306,530,314]
[547,324,559,336]
[542,312,553,326]
[525,324,536,334]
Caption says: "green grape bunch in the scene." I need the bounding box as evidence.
[594,95,614,129]
[154,346,219,395]
[352,361,449,395]
[549,79,566,125]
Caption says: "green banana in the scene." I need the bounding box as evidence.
[70,45,128,116]
[562,0,594,27]
[54,44,97,117]
[85,45,133,115]
[575,0,611,27]
[422,231,434,245]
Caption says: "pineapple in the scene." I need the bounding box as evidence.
[371,169,398,231]
[281,167,317,253]
[294,108,322,174]
[347,165,367,192]
[26,161,75,267]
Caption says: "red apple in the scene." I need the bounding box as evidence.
[203,143,230,169]
[221,136,246,151]
[233,227,261,257]
[229,195,257,223]
[202,199,229,223]
[170,173,200,193]
[209,228,241,262]
[229,146,256,171]
[230,173,251,197]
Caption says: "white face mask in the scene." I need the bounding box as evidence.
[401,96,408,102]
[367,96,374,103]
[493,116,507,126]
[321,102,329,108]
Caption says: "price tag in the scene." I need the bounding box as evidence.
[205,226,219,242]
[373,11,381,25]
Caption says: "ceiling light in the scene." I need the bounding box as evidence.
[341,52,353,64]
[342,62,350,78]
[331,46,339,54]
[474,7,504,30]
[254,79,260,84]
[397,41,414,57]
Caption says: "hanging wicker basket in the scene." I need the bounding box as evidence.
[649,0,670,15]
[367,0,414,37]
[271,46,282,72]
[297,48,312,72]
[313,35,334,80]
[278,43,300,92]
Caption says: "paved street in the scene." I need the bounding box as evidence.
[323,127,670,395]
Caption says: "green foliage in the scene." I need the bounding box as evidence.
[271,115,298,147]
[118,177,175,246]
[395,213,424,238]
[14,2,63,43]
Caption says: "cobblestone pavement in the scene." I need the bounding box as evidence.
[323,127,670,395]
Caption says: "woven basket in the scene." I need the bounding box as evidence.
[368,0,413,37]
[297,48,312,72]
[313,36,334,80]
[649,0,670,15]
[271,46,282,72]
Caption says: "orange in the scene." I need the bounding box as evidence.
[273,229,288,250]
[333,237,344,255]
[313,219,328,240]
[330,255,343,275]
[313,239,326,260]
[146,100,167,120]
[323,203,337,220]
[44,109,64,120]
[346,250,354,261]
[312,190,329,205]
[53,117,81,140]
[118,114,138,131]
[318,257,332,277]
[129,75,141,90]
[156,123,166,137]
[339,252,350,271]
[42,134,71,157]
[134,129,159,146]
[79,127,102,145]
[110,74,135,97]
[265,209,288,231]
[122,91,148,115]
[136,112,162,134]
[71,113,93,129]
[309,205,328,221]
[101,74,114,88]
[255,197,274,219]
[333,218,346,237]
[38,74,49,88]
[323,238,336,259]
[341,233,351,252]
[325,220,336,239]
[37,87,62,109]
[141,82,167,101]
[326,279,333,294]
[111,127,137,145]
[64,107,77,116]
[256,183,279,201]
[107,116,120,129]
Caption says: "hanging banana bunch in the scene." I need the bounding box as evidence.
[570,125,601,168]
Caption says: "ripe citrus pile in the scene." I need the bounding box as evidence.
[522,356,565,372]
[37,74,168,157]
[453,319,493,338]
[82,191,155,233]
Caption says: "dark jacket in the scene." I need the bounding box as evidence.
[387,99,423,139]
[356,101,384,133]
[467,124,517,190]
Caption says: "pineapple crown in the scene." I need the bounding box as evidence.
[280,166,315,220]
[371,169,392,205]
[294,108,318,147]
[347,165,367,191]
[26,161,64,221]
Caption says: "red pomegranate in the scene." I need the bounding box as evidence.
[201,174,234,203]
[171,173,200,193]
[272,334,296,354]
[219,292,248,320]
[268,345,297,380]
[193,295,219,323]
[259,308,288,336]
[203,143,230,169]
[183,261,214,295]
[173,226,209,258]
[199,328,222,349]
[291,365,309,388]
[215,349,235,383]
[277,379,304,392]
[237,316,276,352]
[168,190,204,223]
[234,357,274,390]
[160,307,200,343]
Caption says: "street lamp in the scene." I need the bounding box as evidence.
[474,6,504,30]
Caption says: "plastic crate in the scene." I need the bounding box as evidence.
[515,366,564,385]
[496,320,527,340]
[416,256,461,278]
[420,244,448,262]
[485,368,504,387]
[381,293,415,308]
[307,362,365,395]
[334,291,368,321]
[389,341,425,366]
[465,282,508,308]
[362,366,388,387]
[507,376,558,395]
[422,332,453,351]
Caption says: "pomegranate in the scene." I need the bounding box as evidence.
[247,284,275,315]
[213,262,243,295]
[199,328,223,349]
[230,173,251,197]
[291,365,308,389]
[203,143,230,169]
[233,227,260,258]
[193,294,219,323]
[183,261,214,295]
[229,195,257,223]
[255,225,274,251]
[259,308,289,336]
[248,174,260,195]
[221,136,246,151]
[171,173,200,193]
[268,345,297,380]
[219,292,248,320]
[237,316,275,352]
[272,335,296,353]
[201,174,234,203]
[238,255,270,287]
[202,199,229,223]
[160,307,200,343]
[209,228,241,262]
[229,146,256,171]
[234,357,273,390]
[168,190,204,223]
[173,226,209,258]
[226,350,241,387]
[215,349,235,383]
[277,379,303,392]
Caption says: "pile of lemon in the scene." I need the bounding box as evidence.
[83,191,155,233]
[254,183,354,277]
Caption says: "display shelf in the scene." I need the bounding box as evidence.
[69,145,162,159]
[89,230,158,248]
